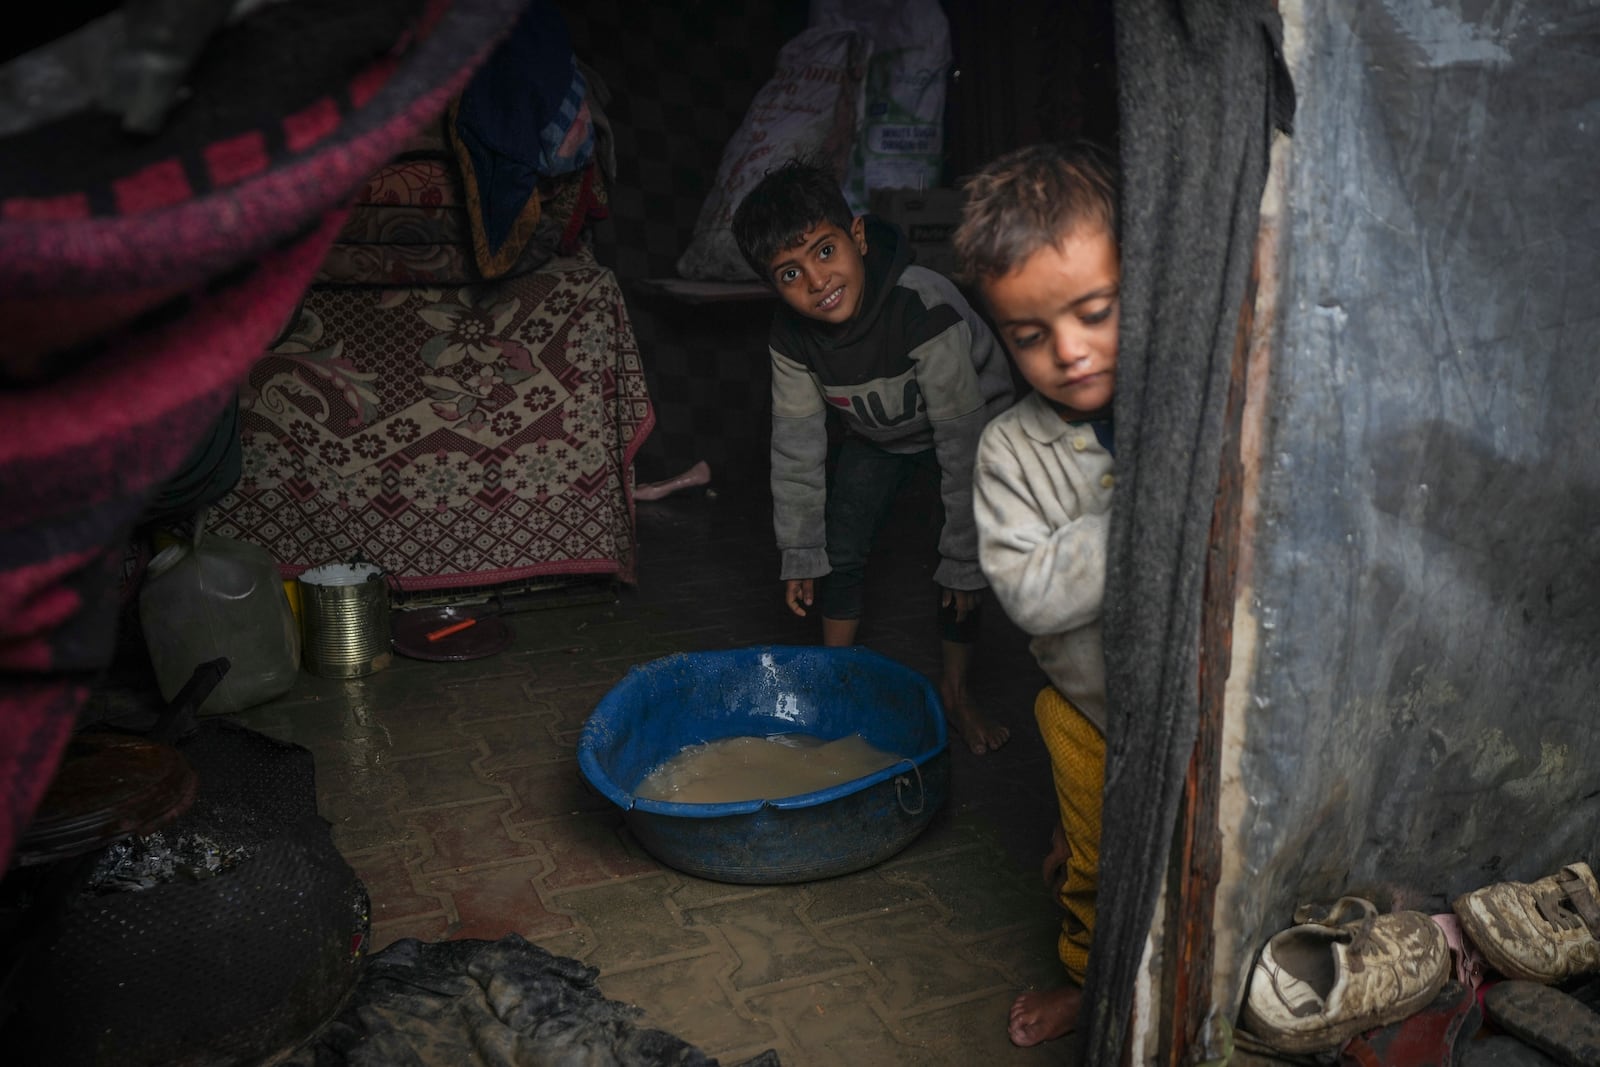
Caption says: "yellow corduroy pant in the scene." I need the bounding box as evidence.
[1034,685,1106,984]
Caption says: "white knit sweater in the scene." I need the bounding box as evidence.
[973,390,1114,732]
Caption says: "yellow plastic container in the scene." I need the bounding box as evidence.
[282,578,303,627]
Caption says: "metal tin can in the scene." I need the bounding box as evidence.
[297,562,392,678]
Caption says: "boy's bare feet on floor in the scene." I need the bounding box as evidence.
[1008,986,1082,1047]
[942,685,1010,755]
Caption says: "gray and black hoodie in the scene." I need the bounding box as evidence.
[768,217,1014,589]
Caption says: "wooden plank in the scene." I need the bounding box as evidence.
[1164,238,1263,1065]
[630,277,773,305]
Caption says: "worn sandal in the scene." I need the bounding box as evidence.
[1458,1035,1562,1066]
[1483,980,1600,1066]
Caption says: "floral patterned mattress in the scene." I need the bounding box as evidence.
[311,155,605,287]
[209,249,654,590]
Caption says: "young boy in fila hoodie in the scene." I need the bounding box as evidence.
[731,158,1015,754]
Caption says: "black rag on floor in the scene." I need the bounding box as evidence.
[1080,1,1293,1062]
[283,934,782,1067]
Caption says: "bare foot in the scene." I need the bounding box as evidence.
[634,460,711,501]
[942,684,1010,755]
[1008,986,1082,1047]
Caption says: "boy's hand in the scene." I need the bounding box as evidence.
[785,579,815,617]
[941,587,981,623]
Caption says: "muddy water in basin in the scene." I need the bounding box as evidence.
[635,733,902,804]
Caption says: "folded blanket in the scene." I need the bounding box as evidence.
[283,934,782,1067]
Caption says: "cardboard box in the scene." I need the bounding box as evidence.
[869,187,964,279]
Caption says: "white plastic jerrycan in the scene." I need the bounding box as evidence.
[139,519,300,715]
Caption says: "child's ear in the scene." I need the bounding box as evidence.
[851,216,868,255]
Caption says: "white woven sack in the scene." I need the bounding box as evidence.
[675,27,868,282]
[812,0,952,215]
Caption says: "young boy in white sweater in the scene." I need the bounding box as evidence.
[953,141,1121,1047]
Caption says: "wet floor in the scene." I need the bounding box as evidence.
[228,478,1080,1065]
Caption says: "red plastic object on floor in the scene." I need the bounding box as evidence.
[392,605,512,662]
[1340,980,1482,1067]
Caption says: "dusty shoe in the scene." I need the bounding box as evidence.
[1452,863,1600,983]
[1241,902,1451,1054]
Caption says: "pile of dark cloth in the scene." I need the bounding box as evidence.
[285,934,780,1067]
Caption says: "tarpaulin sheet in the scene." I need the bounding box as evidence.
[1213,0,1600,1042]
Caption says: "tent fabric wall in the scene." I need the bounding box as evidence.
[1084,1,1292,1061]
[1213,0,1600,1041]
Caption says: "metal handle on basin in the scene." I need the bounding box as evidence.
[894,761,925,815]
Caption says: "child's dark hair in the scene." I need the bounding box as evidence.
[953,141,1119,285]
[731,158,855,283]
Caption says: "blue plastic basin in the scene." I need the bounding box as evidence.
[578,645,949,884]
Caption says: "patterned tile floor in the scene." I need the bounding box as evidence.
[231,480,1079,1065]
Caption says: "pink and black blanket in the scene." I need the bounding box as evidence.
[0,0,530,873]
